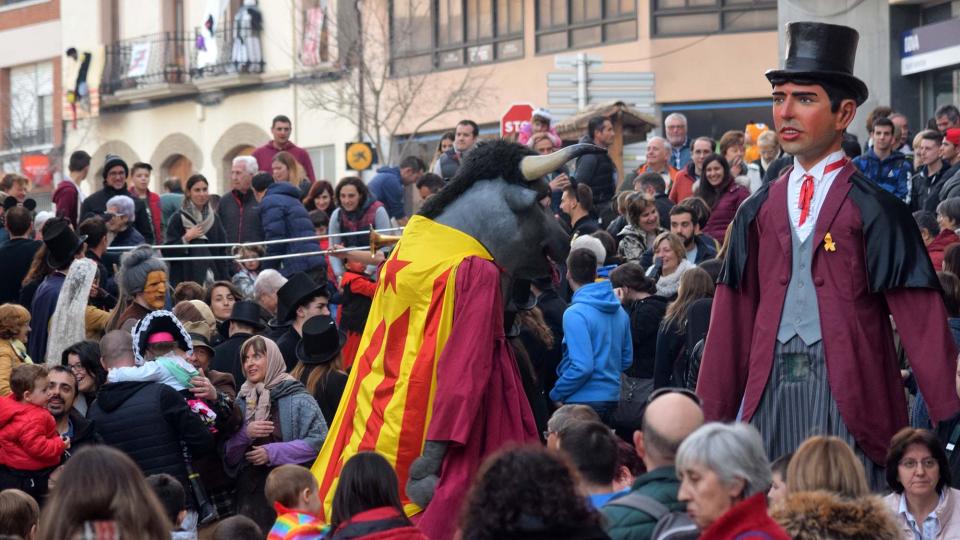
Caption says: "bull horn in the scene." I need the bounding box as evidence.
[519,143,607,182]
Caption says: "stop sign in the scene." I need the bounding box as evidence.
[500,103,535,139]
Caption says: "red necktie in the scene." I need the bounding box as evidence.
[798,158,847,226]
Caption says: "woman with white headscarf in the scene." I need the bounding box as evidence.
[224,335,327,531]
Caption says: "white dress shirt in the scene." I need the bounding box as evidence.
[787,149,847,242]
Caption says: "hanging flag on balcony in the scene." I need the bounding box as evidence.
[197,0,229,69]
[127,42,152,78]
[301,7,325,67]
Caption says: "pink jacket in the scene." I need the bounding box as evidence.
[885,488,960,540]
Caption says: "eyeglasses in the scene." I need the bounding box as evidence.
[68,363,87,374]
[899,458,938,470]
[647,387,702,406]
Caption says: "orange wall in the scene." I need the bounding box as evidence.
[0,0,60,31]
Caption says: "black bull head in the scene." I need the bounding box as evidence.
[419,140,606,282]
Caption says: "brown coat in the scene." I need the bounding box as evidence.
[771,490,900,540]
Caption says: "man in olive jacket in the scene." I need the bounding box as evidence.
[602,391,704,539]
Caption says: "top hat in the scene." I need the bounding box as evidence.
[296,315,345,365]
[227,300,266,330]
[43,218,87,269]
[765,22,869,106]
[276,272,327,324]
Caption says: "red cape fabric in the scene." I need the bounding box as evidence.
[415,256,539,540]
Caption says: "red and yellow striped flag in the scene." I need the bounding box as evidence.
[311,215,493,520]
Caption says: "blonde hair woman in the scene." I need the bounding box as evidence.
[646,232,692,298]
[0,304,31,396]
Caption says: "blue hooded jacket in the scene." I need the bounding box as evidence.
[550,280,632,404]
[259,182,326,278]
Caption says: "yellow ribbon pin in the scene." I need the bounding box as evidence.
[824,232,836,252]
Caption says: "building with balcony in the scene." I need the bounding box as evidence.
[64,0,355,194]
[59,0,781,198]
[0,0,63,196]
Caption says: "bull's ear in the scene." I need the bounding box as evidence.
[504,185,537,213]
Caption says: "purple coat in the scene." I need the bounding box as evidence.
[699,163,960,464]
[702,183,749,241]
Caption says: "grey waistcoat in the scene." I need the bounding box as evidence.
[777,225,822,345]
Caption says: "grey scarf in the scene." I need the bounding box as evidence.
[180,199,215,241]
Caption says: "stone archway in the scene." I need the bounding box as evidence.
[211,122,269,193]
[89,141,142,184]
[149,133,204,192]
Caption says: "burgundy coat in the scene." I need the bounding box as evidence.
[702,182,750,240]
[699,163,960,464]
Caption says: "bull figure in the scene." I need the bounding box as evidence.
[311,141,603,539]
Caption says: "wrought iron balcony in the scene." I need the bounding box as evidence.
[100,32,193,96]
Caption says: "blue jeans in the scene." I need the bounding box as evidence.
[578,401,619,427]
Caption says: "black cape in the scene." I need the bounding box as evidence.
[720,167,938,293]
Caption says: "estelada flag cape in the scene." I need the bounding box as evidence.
[310,215,493,519]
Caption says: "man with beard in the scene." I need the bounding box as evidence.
[639,204,717,269]
[46,365,99,457]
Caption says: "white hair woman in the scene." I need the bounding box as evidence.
[676,423,790,539]
[105,194,145,247]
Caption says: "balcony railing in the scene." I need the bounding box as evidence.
[100,24,266,97]
[3,126,53,150]
[191,22,265,78]
[100,32,193,95]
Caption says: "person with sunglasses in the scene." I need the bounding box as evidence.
[602,388,703,539]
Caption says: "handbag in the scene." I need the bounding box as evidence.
[612,375,654,432]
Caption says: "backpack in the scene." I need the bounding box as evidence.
[606,491,699,540]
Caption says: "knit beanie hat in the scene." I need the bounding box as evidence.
[102,154,129,180]
[946,128,960,148]
[118,245,168,295]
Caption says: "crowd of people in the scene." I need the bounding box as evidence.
[5,31,960,538]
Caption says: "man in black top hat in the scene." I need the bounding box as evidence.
[212,300,265,386]
[29,217,88,362]
[698,21,960,487]
[275,272,331,371]
[292,315,348,424]
[79,154,155,244]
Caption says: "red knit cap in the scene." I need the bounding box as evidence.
[946,128,960,147]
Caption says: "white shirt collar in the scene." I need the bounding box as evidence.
[789,149,847,184]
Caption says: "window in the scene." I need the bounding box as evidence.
[651,0,776,37]
[390,0,524,75]
[307,145,337,183]
[5,62,53,149]
[535,0,637,53]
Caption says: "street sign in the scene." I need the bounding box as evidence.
[500,102,535,139]
[345,142,376,171]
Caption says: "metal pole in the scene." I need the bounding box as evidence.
[577,52,587,109]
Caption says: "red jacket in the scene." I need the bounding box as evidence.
[0,395,66,470]
[702,182,750,241]
[52,179,80,227]
[928,228,959,271]
[252,141,317,182]
[699,163,960,465]
[330,507,428,539]
[699,493,790,540]
[140,190,162,243]
[669,166,696,204]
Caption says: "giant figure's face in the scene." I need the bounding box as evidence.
[772,81,855,166]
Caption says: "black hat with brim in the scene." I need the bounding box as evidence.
[227,300,266,330]
[43,218,87,269]
[276,272,328,324]
[295,315,346,365]
[132,310,193,365]
[189,332,215,355]
[764,21,869,106]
